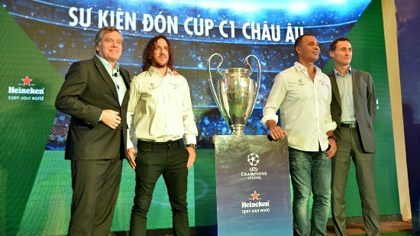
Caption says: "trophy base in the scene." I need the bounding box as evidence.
[231,125,245,135]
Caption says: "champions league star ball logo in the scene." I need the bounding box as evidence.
[247,153,259,167]
[242,153,267,180]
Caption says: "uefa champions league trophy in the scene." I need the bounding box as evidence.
[207,53,261,135]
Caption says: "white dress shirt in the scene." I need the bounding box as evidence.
[127,66,198,149]
[261,62,336,152]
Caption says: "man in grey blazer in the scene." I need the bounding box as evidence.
[55,27,130,235]
[327,37,380,236]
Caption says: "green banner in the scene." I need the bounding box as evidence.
[0,5,62,235]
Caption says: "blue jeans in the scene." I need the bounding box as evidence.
[289,147,332,236]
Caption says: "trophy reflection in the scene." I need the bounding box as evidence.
[207,53,261,135]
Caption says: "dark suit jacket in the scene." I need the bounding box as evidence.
[55,56,130,160]
[328,68,376,153]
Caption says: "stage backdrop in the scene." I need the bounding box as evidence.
[395,0,420,234]
[0,0,400,235]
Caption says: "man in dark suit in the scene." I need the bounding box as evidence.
[55,27,130,235]
[328,37,380,236]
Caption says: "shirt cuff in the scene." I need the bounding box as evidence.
[126,133,135,150]
[260,114,278,127]
[325,121,337,132]
[184,134,196,145]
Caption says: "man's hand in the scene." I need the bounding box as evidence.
[186,147,196,169]
[126,147,137,169]
[267,120,287,140]
[101,110,121,129]
[325,138,337,158]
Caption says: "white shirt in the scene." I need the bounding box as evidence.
[261,62,337,152]
[126,66,198,149]
[334,68,357,124]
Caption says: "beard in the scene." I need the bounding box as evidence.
[152,56,168,68]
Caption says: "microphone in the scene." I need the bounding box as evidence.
[113,68,119,77]
[112,70,119,90]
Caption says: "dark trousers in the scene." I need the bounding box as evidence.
[68,156,122,236]
[332,127,380,236]
[130,139,189,236]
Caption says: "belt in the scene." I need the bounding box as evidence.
[137,138,184,149]
[341,123,358,129]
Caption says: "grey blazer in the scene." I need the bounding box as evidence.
[55,56,131,160]
[328,68,376,153]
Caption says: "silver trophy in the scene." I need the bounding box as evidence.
[207,53,261,135]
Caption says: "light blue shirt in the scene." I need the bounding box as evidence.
[334,67,356,124]
[96,55,127,105]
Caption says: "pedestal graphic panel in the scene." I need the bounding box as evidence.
[214,135,292,236]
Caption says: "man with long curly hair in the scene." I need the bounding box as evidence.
[126,35,198,236]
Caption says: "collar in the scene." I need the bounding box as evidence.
[334,66,351,77]
[149,66,174,77]
[294,61,322,74]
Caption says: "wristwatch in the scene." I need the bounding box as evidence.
[186,144,197,149]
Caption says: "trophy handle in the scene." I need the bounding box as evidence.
[244,54,262,116]
[207,53,227,118]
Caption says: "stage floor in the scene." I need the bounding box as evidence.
[327,220,413,235]
[108,220,413,236]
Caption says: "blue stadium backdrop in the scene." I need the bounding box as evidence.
[395,0,420,234]
[0,0,400,235]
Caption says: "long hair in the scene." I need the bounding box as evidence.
[142,35,175,72]
[94,27,122,54]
